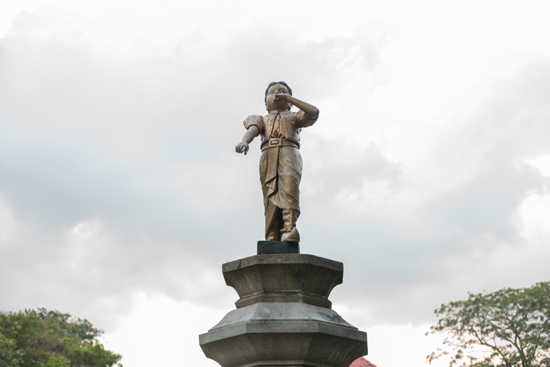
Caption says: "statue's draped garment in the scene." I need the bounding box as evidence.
[244,110,316,237]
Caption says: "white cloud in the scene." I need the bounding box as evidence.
[2,1,550,366]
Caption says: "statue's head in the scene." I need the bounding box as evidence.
[265,81,292,112]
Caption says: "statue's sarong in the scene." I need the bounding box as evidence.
[259,145,302,235]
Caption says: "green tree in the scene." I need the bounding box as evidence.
[0,331,22,367]
[0,308,122,367]
[427,282,550,367]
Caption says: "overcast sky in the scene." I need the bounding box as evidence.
[1,1,550,366]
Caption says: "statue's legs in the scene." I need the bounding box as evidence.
[262,146,302,242]
[280,209,300,242]
[265,202,282,241]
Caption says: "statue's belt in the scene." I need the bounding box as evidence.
[261,138,300,151]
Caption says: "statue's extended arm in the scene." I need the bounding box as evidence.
[236,125,260,155]
[276,95,319,120]
[275,94,319,128]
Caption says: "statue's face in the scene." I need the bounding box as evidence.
[265,83,291,111]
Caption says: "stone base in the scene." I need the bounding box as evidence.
[223,254,342,309]
[199,302,368,367]
[199,254,368,367]
[258,241,300,254]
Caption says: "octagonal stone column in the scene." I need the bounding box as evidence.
[199,253,368,367]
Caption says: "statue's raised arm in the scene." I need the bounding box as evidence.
[235,81,319,243]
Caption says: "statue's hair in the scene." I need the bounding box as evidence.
[265,81,292,103]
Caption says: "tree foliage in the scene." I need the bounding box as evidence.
[427,282,550,367]
[0,308,122,367]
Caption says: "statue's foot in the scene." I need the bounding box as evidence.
[281,227,300,242]
[266,233,281,241]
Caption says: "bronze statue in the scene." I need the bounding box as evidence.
[236,82,319,242]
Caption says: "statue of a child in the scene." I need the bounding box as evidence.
[236,81,319,242]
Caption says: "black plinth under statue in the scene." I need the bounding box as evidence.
[257,240,299,254]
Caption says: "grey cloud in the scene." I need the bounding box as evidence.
[0,8,388,245]
[0,216,235,329]
[288,60,550,325]
[0,14,389,327]
[431,163,543,241]
[1,4,550,334]
[303,140,407,198]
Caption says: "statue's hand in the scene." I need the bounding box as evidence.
[236,142,249,155]
[274,93,290,102]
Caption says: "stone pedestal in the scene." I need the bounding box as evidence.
[199,252,368,367]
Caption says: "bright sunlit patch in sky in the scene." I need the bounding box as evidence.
[526,155,550,176]
[104,293,224,367]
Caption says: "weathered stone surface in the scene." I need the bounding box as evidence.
[199,254,368,367]
[235,292,332,309]
[258,240,300,254]
[207,302,354,330]
[199,302,368,367]
[223,254,343,309]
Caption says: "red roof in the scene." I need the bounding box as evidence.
[350,357,378,367]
